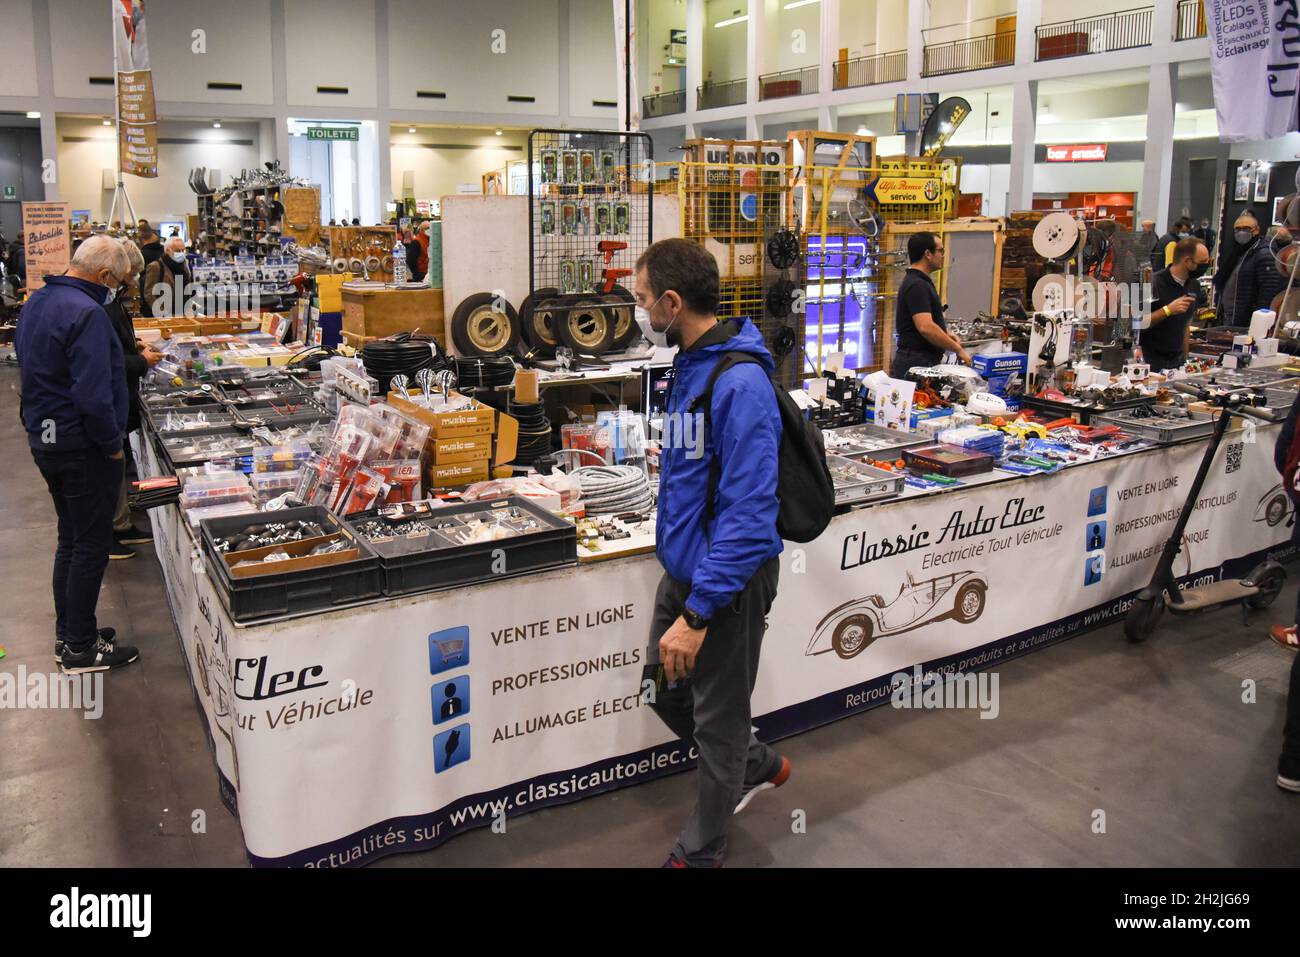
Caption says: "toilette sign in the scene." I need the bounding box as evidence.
[1045,144,1108,162]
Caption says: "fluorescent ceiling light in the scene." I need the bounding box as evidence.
[495,128,503,136]
[856,126,872,136]
[26,111,40,119]
[408,126,416,133]
[213,121,222,128]
[1039,112,1056,124]
[102,119,112,126]
[714,14,748,27]
[784,0,820,8]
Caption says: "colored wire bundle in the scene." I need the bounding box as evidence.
[361,333,446,394]
[572,465,653,515]
[454,355,516,389]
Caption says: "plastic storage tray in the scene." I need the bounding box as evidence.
[199,505,381,622]
[903,444,996,477]
[1263,378,1300,412]
[161,431,260,469]
[1019,393,1153,424]
[1183,368,1297,390]
[346,496,576,596]
[827,455,906,506]
[148,406,238,436]
[823,422,929,460]
[1092,406,1216,443]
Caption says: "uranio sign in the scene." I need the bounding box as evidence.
[307,127,359,141]
[1045,143,1108,162]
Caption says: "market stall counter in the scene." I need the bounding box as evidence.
[138,418,1296,867]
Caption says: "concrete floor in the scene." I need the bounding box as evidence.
[1,363,1297,868]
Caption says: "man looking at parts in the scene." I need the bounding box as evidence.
[890,231,970,378]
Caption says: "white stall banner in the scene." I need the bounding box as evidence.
[1205,0,1300,142]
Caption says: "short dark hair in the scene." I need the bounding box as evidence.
[1173,236,1204,262]
[636,238,720,314]
[1174,217,1193,231]
[907,231,938,264]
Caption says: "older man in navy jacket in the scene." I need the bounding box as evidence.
[16,235,141,674]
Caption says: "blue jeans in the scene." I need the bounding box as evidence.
[30,447,122,654]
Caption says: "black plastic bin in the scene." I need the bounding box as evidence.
[1019,393,1153,424]
[347,496,577,597]
[199,505,381,622]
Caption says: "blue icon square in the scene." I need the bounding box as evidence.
[434,724,471,773]
[1086,520,1107,551]
[432,676,470,725]
[1084,553,1105,586]
[429,626,469,675]
[1088,486,1108,517]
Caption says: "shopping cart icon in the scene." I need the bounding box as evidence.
[428,626,470,675]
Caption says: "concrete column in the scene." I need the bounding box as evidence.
[746,114,763,140]
[821,0,841,97]
[747,0,765,105]
[270,0,291,165]
[1015,0,1042,66]
[30,0,59,201]
[1141,62,1177,233]
[819,104,838,133]
[375,0,392,217]
[1008,79,1038,212]
[907,0,925,82]
[686,0,704,115]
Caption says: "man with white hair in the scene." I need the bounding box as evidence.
[142,235,192,317]
[15,234,141,674]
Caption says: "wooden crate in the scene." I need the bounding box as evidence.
[132,316,201,339]
[341,286,445,343]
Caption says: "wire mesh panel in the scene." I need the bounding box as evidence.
[528,129,652,311]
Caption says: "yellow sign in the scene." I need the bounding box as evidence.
[871,177,942,204]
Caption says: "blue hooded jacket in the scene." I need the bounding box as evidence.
[657,317,783,621]
[16,275,127,455]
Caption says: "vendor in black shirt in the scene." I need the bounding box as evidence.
[1141,236,1208,371]
[890,231,971,378]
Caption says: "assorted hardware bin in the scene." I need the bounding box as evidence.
[199,506,381,622]
[822,422,929,462]
[346,496,576,597]
[1019,392,1154,424]
[1093,406,1217,444]
[826,455,906,506]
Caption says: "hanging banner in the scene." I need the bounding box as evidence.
[20,202,71,292]
[1204,0,1300,142]
[114,1,158,177]
[612,0,639,131]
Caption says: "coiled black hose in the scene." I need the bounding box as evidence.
[362,333,447,394]
[508,399,552,467]
[454,355,516,389]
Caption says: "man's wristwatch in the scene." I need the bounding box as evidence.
[682,608,710,631]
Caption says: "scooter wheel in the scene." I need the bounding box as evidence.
[1246,566,1286,609]
[1124,594,1164,643]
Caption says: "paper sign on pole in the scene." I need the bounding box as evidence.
[1204,0,1300,142]
[114,1,158,177]
[21,202,71,292]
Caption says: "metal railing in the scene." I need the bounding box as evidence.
[1176,0,1207,39]
[922,33,1015,77]
[758,65,819,100]
[1034,7,1153,59]
[697,77,747,111]
[642,89,685,118]
[833,51,908,90]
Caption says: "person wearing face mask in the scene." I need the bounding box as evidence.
[142,236,193,317]
[1141,236,1209,371]
[1192,217,1216,254]
[1225,216,1288,328]
[1153,217,1193,273]
[633,238,787,868]
[890,231,970,378]
[13,235,141,674]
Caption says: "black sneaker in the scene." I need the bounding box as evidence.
[109,542,136,560]
[115,525,153,546]
[60,636,139,674]
[55,627,115,662]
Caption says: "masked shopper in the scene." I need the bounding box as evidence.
[633,238,789,868]
[1141,237,1208,371]
[15,235,142,674]
[143,236,193,317]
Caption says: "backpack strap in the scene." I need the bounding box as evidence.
[688,351,766,523]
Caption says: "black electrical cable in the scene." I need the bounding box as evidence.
[454,355,516,389]
[507,399,553,466]
[361,332,448,394]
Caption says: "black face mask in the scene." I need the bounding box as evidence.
[1191,263,1209,279]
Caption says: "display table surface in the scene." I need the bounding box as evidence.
[142,425,1295,867]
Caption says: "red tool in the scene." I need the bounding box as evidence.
[601,268,632,294]
[597,240,627,264]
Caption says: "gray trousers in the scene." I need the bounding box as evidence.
[645,557,781,866]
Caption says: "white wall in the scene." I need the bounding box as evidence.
[569,0,620,119]
[389,128,529,205]
[1,0,40,98]
[55,116,263,224]
[48,0,114,100]
[145,0,275,105]
[839,0,878,57]
[640,0,689,94]
[1040,0,1150,23]
[285,0,378,108]
[705,0,749,81]
[763,0,821,74]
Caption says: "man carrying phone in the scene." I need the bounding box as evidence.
[890,231,970,379]
[1141,236,1209,372]
[15,235,141,673]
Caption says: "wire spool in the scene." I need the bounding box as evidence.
[572,465,653,515]
[450,292,521,358]
[766,229,801,270]
[602,284,639,351]
[1032,212,1085,261]
[1031,273,1073,313]
[453,355,516,389]
[361,333,446,395]
[556,298,615,355]
[507,399,552,466]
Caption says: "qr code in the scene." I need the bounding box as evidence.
[1226,442,1243,474]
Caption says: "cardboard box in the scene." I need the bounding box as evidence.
[428,460,491,488]
[386,394,518,464]
[430,434,493,465]
[341,286,445,343]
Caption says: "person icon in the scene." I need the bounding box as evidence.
[440,682,463,720]
[1088,523,1104,550]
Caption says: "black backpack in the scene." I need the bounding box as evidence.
[689,352,836,543]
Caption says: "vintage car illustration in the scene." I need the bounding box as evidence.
[806,570,988,659]
[1254,484,1295,529]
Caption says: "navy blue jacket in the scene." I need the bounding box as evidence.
[16,275,127,455]
[657,317,783,620]
[1232,239,1287,328]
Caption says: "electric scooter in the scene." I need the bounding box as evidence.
[1124,381,1286,642]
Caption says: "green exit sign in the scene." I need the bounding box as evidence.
[2,186,14,199]
[307,127,359,141]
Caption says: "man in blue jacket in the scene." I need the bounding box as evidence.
[634,238,789,868]
[16,235,141,674]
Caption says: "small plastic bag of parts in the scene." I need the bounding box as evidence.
[232,548,292,570]
[212,519,329,554]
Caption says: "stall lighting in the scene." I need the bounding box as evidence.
[102,119,112,126]
[213,121,222,128]
[408,126,416,133]
[495,129,503,136]
[784,0,820,8]
[26,111,41,119]
[856,126,872,136]
[714,14,748,27]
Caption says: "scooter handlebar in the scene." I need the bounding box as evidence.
[1166,380,1277,421]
